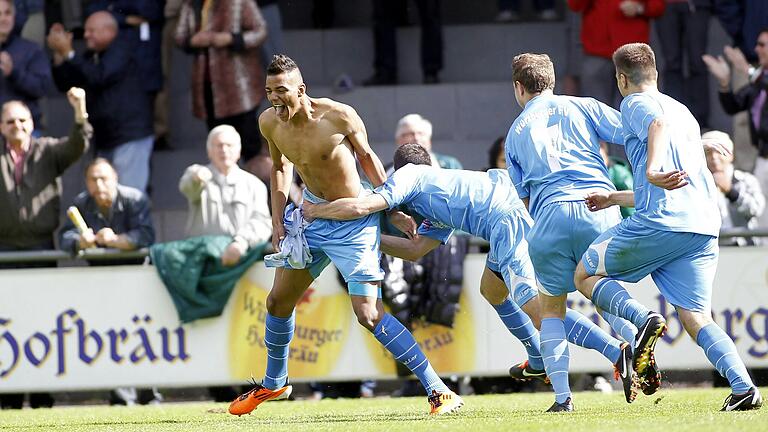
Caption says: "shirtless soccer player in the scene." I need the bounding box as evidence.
[302,143,633,396]
[227,55,463,416]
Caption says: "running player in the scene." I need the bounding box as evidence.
[228,55,462,417]
[505,53,651,412]
[574,43,762,412]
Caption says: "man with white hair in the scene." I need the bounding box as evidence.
[395,113,462,170]
[179,125,271,268]
[702,130,765,245]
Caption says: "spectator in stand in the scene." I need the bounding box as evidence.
[599,141,635,219]
[85,1,165,147]
[496,0,557,22]
[364,0,443,85]
[0,0,52,130]
[702,130,765,246]
[58,156,158,406]
[179,125,270,402]
[175,0,268,163]
[0,87,89,410]
[59,157,155,255]
[567,0,665,107]
[656,0,717,128]
[394,113,461,169]
[48,11,155,193]
[180,125,271,267]
[703,29,768,229]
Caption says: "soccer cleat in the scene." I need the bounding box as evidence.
[546,397,573,412]
[639,350,662,395]
[428,390,464,415]
[509,360,550,384]
[613,342,638,403]
[632,312,666,383]
[721,387,763,412]
[228,381,292,416]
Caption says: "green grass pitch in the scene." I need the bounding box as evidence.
[1,388,765,431]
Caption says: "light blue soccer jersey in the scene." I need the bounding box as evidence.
[505,94,625,219]
[375,165,525,242]
[620,90,720,236]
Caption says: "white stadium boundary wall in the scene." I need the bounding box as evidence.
[0,248,766,393]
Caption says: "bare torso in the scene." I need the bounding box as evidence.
[263,98,365,201]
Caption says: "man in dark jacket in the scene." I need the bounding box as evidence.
[47,10,154,192]
[0,88,89,253]
[0,87,89,409]
[0,0,52,128]
[59,157,155,255]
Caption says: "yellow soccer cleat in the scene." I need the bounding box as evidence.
[428,390,464,415]
[228,381,292,416]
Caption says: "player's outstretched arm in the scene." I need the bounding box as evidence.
[585,190,635,212]
[302,194,389,221]
[646,118,689,190]
[339,105,387,187]
[380,234,440,262]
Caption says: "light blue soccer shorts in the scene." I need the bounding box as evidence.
[528,200,622,297]
[581,217,718,312]
[486,209,538,306]
[281,188,384,298]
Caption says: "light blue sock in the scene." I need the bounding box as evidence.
[374,313,449,395]
[565,309,622,363]
[493,298,544,370]
[600,309,638,345]
[540,317,571,404]
[591,278,650,329]
[263,312,294,389]
[697,323,754,394]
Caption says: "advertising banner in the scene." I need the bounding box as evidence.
[1,247,766,392]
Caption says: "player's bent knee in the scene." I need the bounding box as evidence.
[573,261,588,286]
[676,307,714,339]
[353,304,381,331]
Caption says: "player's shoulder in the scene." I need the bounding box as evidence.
[315,97,356,117]
[258,107,278,131]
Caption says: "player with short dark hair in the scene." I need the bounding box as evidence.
[574,42,763,412]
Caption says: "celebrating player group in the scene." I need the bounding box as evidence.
[227,42,763,417]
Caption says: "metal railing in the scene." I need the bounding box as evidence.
[0,228,766,265]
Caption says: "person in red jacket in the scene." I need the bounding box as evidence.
[568,0,665,107]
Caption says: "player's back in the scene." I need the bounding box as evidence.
[621,90,720,236]
[505,94,623,219]
[377,164,525,240]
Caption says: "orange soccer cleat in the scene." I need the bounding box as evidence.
[228,381,292,416]
[428,389,464,415]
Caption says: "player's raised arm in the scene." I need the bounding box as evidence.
[302,194,389,221]
[261,113,294,251]
[339,105,387,187]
